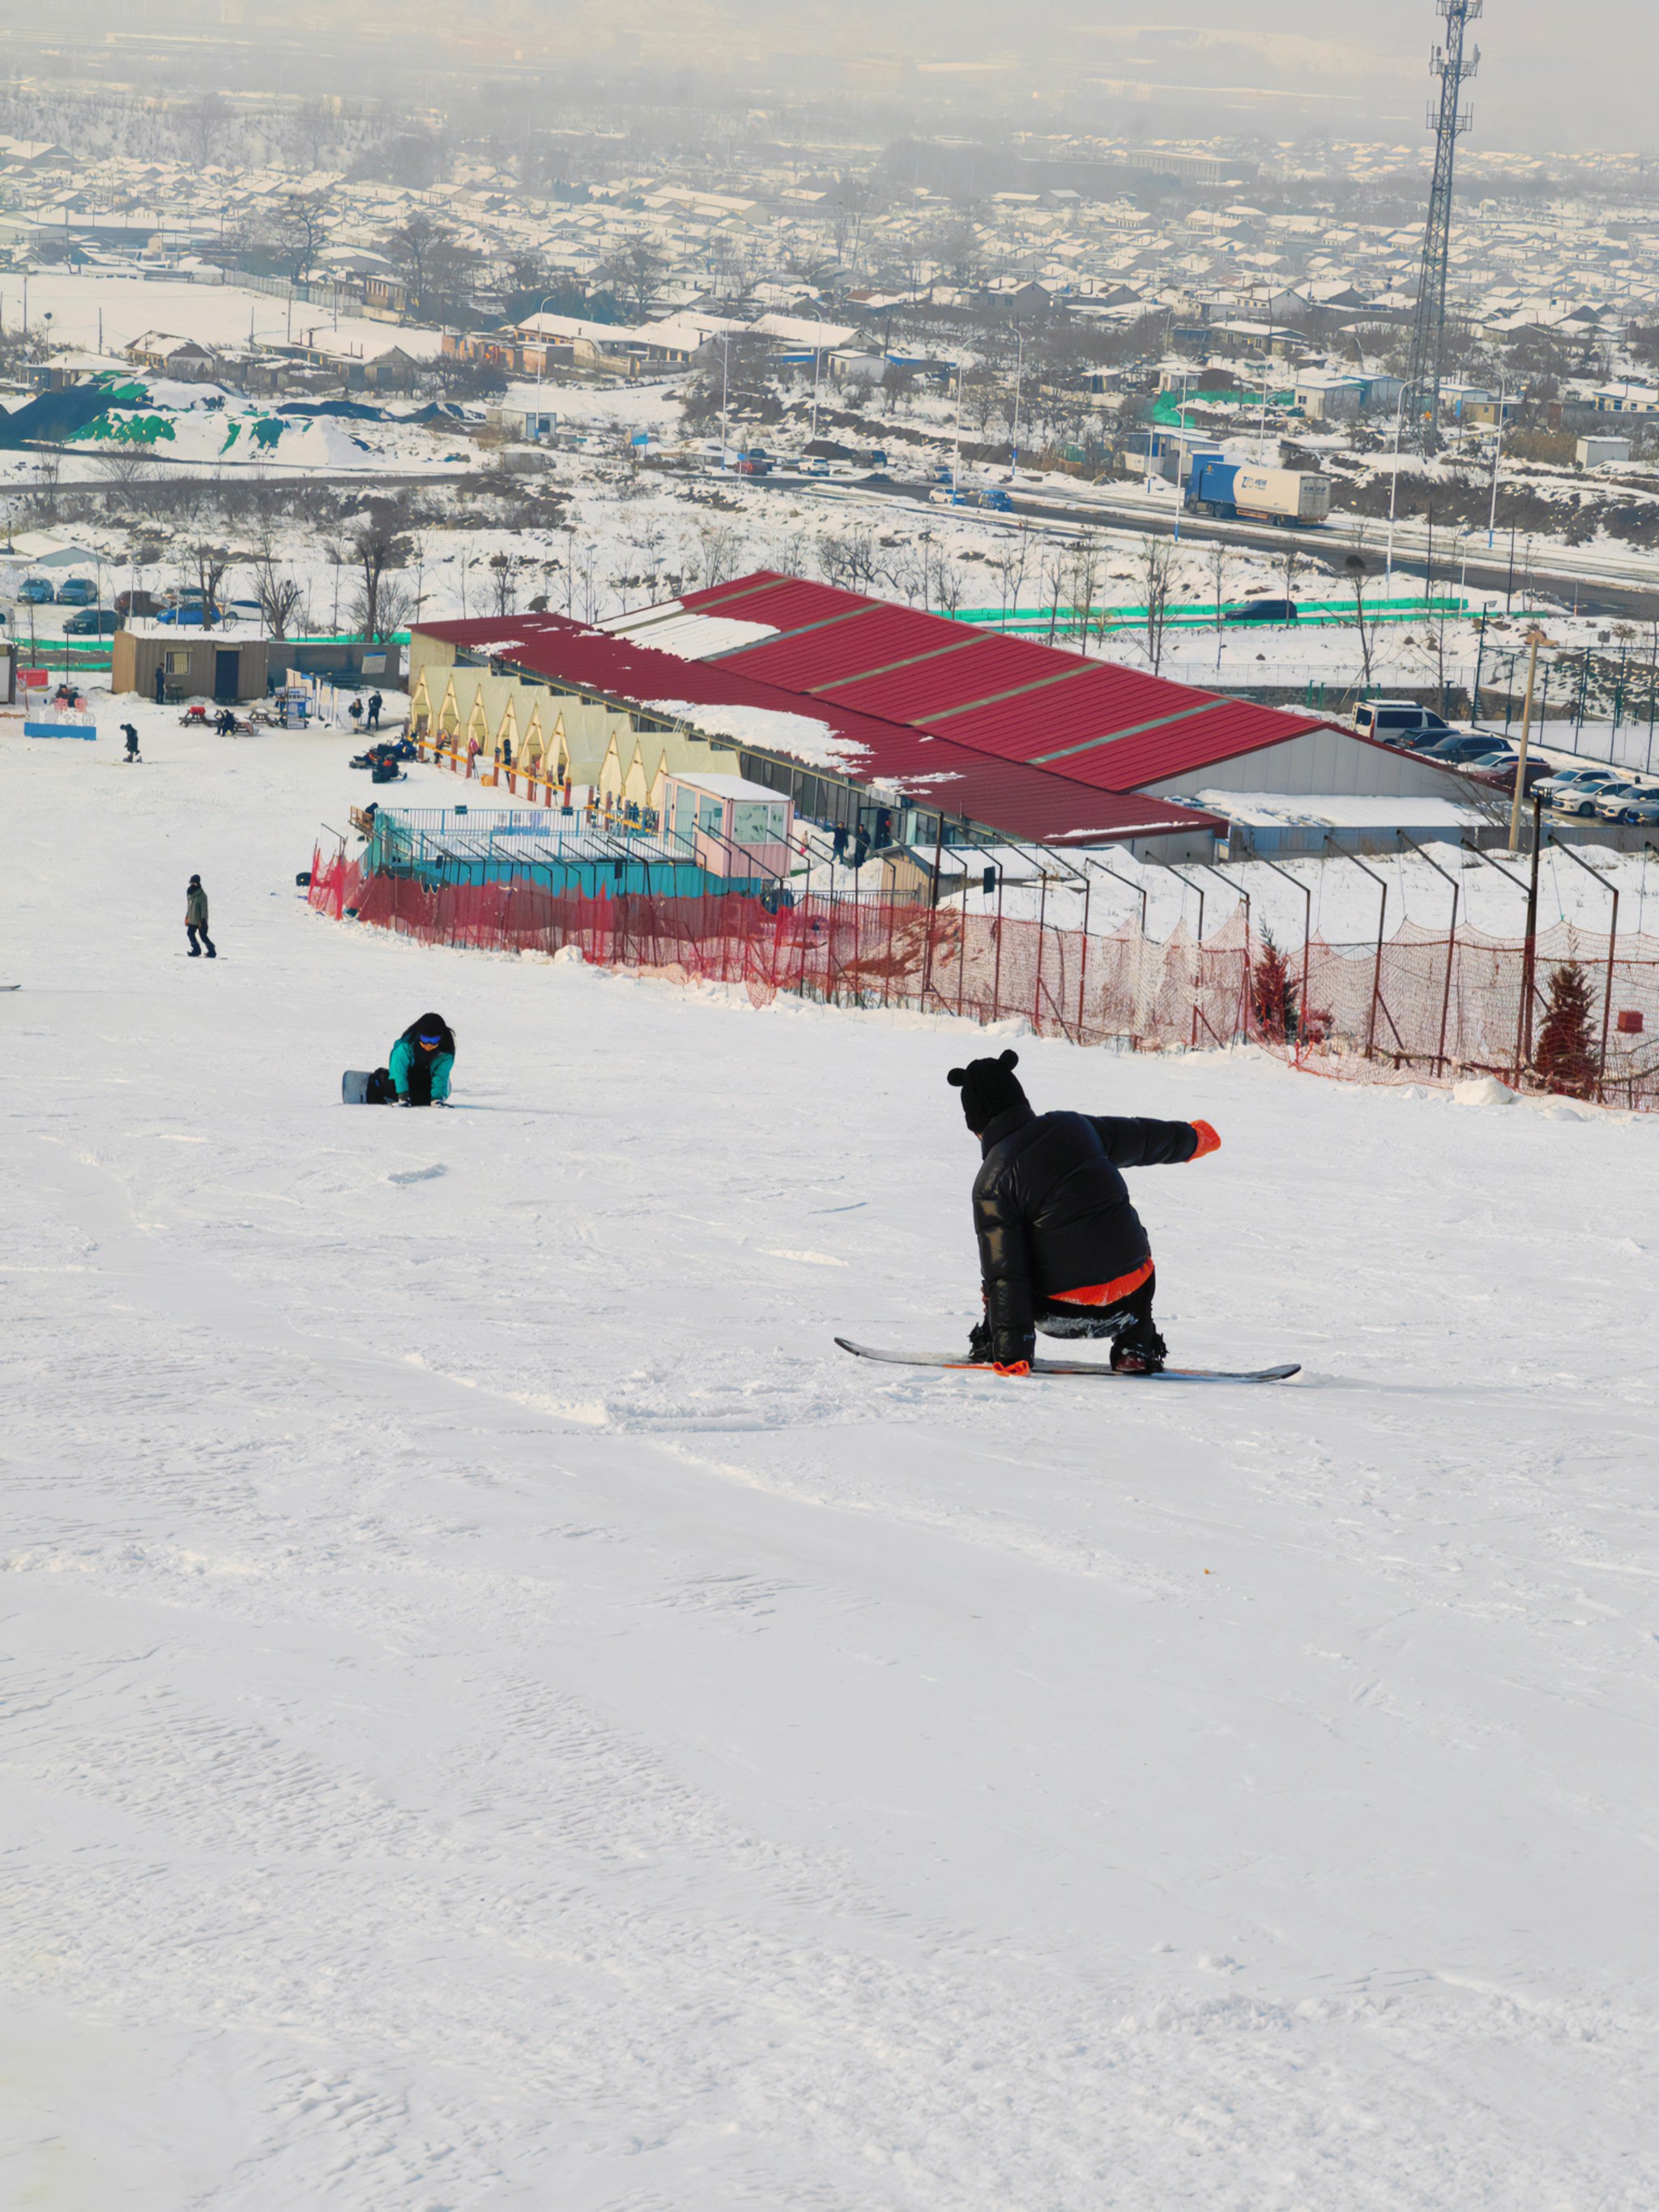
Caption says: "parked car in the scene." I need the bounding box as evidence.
[1550,771,1630,816]
[1465,754,1555,794]
[1225,597,1300,623]
[1537,766,1622,806]
[19,576,55,604]
[1352,699,1456,744]
[1606,792,1659,826]
[157,603,228,626]
[54,578,98,605]
[1591,782,1659,823]
[63,608,122,635]
[1421,732,1506,766]
[114,588,163,618]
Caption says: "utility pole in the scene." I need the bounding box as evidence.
[1486,377,1506,546]
[1508,625,1545,856]
[1403,0,1482,453]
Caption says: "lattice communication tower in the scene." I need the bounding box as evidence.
[1404,0,1482,451]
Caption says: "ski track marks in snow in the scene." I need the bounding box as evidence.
[1,717,1657,2210]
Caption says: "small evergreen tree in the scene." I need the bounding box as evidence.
[1533,961,1598,1098]
[1251,925,1299,1044]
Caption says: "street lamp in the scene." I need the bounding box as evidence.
[529,292,561,427]
[951,355,963,492]
[1486,378,1508,550]
[809,308,827,444]
[1007,320,1024,481]
[1384,382,1410,595]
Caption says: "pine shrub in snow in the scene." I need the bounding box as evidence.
[1533,962,1598,1098]
[1251,926,1299,1044]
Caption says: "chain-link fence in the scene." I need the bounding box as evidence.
[306,844,1659,1112]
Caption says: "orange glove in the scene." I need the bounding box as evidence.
[1189,1120,1221,1159]
[994,1360,1032,1378]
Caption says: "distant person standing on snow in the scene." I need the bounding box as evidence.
[153,664,166,707]
[388,1013,454,1107]
[348,697,365,730]
[185,875,216,959]
[122,724,141,762]
[367,691,383,730]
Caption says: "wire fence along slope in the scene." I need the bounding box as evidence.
[306,846,1659,1112]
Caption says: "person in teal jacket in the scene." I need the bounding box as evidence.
[388,1013,454,1107]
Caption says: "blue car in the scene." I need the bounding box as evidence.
[55,578,98,606]
[19,577,54,604]
[157,603,226,626]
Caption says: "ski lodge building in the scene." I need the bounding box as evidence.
[407,573,1468,864]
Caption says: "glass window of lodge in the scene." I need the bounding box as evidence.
[731,801,785,843]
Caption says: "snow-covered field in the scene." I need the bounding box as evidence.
[0,268,445,372]
[3,704,1657,2210]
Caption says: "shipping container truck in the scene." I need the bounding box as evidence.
[1183,458,1331,526]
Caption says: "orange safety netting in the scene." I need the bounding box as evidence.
[305,846,1659,1112]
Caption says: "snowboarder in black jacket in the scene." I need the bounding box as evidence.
[949,1048,1219,1375]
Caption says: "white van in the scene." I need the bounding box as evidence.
[1352,700,1457,745]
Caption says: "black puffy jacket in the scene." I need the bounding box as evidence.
[972,1105,1203,1362]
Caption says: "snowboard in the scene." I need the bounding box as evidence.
[342,1069,375,1104]
[835,1338,1299,1384]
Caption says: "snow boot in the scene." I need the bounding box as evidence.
[1110,1321,1168,1375]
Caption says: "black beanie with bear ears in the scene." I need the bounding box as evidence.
[947,1048,1030,1135]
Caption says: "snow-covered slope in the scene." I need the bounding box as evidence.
[2,704,1656,2210]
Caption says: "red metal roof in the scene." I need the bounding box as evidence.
[415,611,1223,846]
[684,571,1349,795]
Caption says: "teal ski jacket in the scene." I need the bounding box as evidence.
[389,1036,453,1100]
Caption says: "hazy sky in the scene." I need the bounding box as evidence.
[747,0,1657,152]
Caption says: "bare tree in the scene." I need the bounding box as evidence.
[1139,536,1175,675]
[1208,537,1236,669]
[934,559,968,617]
[190,543,233,630]
[596,241,664,320]
[488,553,517,617]
[382,215,477,321]
[693,519,743,590]
[1065,535,1103,645]
[1345,546,1379,686]
[1279,539,1310,609]
[352,575,414,640]
[95,446,156,492]
[262,191,331,285]
[349,510,412,640]
[1041,547,1068,643]
[375,579,416,638]
[31,446,62,523]
[202,216,254,275]
[988,534,1030,620]
[177,95,226,169]
[248,537,304,638]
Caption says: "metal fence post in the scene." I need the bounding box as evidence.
[1399,835,1461,1075]
[1322,838,1388,1059]
[1252,853,1312,1056]
[1549,831,1621,1100]
[1460,838,1532,1082]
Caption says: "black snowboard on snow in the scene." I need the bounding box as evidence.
[835,1338,1299,1384]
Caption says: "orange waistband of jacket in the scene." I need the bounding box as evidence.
[1049,1257,1154,1309]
